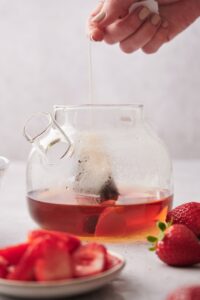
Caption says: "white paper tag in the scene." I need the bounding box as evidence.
[129,0,159,14]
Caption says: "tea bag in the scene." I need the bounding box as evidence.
[73,133,119,203]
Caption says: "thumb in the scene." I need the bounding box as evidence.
[92,0,135,28]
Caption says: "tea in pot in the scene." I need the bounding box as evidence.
[24,105,173,242]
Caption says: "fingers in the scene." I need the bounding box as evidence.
[104,6,151,44]
[91,1,104,17]
[120,14,161,54]
[88,1,105,41]
[96,0,134,27]
[142,21,171,54]
[88,0,135,41]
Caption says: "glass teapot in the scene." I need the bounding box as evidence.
[24,105,173,242]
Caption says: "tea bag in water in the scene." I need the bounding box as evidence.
[73,133,119,203]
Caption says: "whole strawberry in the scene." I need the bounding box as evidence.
[166,285,200,300]
[166,202,200,237]
[147,222,200,266]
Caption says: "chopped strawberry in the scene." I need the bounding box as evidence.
[35,238,73,281]
[105,253,121,270]
[7,238,44,281]
[73,243,107,277]
[95,207,126,237]
[166,285,200,300]
[166,202,200,237]
[0,256,8,278]
[147,222,200,267]
[28,230,80,253]
[0,243,29,266]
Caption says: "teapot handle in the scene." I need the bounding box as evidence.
[23,112,74,163]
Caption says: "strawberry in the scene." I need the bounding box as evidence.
[28,229,81,253]
[166,285,200,300]
[0,243,29,266]
[73,243,107,277]
[95,207,126,237]
[105,253,121,270]
[7,238,43,281]
[147,222,200,266]
[166,202,200,237]
[34,238,73,281]
[7,236,74,282]
[0,256,8,278]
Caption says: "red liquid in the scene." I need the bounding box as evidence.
[27,188,173,242]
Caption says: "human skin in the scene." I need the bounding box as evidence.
[88,0,200,54]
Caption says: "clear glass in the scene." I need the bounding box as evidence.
[25,105,173,242]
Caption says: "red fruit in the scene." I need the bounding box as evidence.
[0,256,8,278]
[95,207,126,237]
[166,285,200,300]
[0,243,29,266]
[73,243,107,277]
[7,239,43,281]
[35,238,73,281]
[166,202,200,237]
[105,253,121,270]
[28,230,81,253]
[156,224,200,266]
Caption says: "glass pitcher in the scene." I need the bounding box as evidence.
[24,105,173,242]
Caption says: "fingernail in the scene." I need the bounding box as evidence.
[90,35,98,42]
[162,20,169,28]
[138,7,150,21]
[151,14,161,26]
[92,11,106,23]
[90,35,95,41]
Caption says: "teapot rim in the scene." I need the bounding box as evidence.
[53,104,143,111]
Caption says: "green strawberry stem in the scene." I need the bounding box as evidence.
[146,221,172,251]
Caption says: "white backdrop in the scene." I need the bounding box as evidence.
[0,0,199,161]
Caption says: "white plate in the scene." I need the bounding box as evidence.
[0,251,125,299]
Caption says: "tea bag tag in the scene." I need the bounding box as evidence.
[129,0,159,14]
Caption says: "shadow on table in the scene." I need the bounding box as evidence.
[0,277,141,300]
[65,277,138,300]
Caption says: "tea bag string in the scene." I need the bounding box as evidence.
[88,40,94,105]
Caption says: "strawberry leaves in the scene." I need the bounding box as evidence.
[147,221,170,251]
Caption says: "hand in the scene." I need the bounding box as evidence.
[88,0,200,54]
[143,0,200,53]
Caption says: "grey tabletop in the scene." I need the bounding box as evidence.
[0,160,200,300]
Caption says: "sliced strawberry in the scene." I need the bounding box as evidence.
[166,285,200,300]
[28,230,81,253]
[0,243,29,266]
[7,238,44,281]
[95,207,126,237]
[105,253,121,270]
[73,243,107,277]
[35,239,73,281]
[0,256,8,278]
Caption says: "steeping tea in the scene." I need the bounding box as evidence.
[27,187,172,242]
